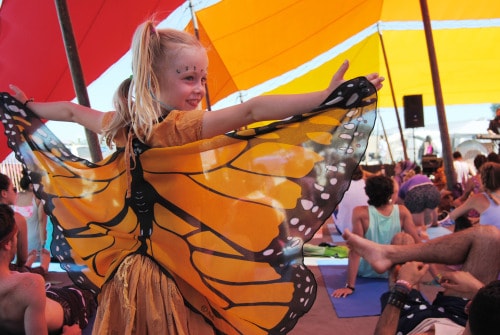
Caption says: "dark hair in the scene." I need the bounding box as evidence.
[468,280,500,335]
[453,151,462,159]
[18,169,41,191]
[454,215,472,232]
[351,165,363,181]
[481,162,500,192]
[487,152,500,163]
[19,169,31,191]
[474,154,487,171]
[0,173,10,192]
[0,204,16,244]
[365,175,394,207]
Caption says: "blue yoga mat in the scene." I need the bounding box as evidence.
[319,265,388,318]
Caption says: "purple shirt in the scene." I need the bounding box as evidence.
[398,174,433,199]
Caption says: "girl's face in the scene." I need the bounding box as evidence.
[0,181,17,205]
[160,46,208,111]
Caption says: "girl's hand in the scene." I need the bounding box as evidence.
[326,60,384,95]
[9,84,29,104]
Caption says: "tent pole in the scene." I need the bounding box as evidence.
[419,0,454,190]
[377,25,408,161]
[54,0,102,162]
[377,109,395,164]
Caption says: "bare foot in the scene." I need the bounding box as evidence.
[40,249,51,274]
[342,229,393,273]
[25,249,38,268]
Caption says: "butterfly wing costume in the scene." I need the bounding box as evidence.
[1,77,377,334]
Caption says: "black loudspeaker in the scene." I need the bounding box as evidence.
[403,95,424,128]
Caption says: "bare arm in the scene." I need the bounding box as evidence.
[375,262,429,335]
[23,275,49,335]
[332,207,366,298]
[449,193,488,221]
[14,213,28,266]
[440,270,484,300]
[9,84,104,134]
[201,61,384,139]
[399,206,421,243]
[36,198,48,246]
[456,178,475,205]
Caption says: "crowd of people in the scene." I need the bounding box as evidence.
[329,142,500,334]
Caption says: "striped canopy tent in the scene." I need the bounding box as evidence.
[184,0,500,187]
[188,0,500,110]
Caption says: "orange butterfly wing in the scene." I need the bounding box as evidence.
[0,77,377,334]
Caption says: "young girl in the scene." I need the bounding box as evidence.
[9,20,383,335]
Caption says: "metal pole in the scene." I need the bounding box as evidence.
[419,0,454,190]
[54,0,102,162]
[378,26,408,161]
[377,109,395,164]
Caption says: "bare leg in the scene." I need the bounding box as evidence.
[343,225,500,284]
[25,249,37,268]
[388,232,415,286]
[40,248,51,274]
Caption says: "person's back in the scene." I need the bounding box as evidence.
[358,204,402,278]
[0,271,50,335]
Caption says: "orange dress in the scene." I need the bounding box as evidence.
[93,109,215,334]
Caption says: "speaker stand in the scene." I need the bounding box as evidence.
[412,128,416,163]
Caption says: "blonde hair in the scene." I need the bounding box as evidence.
[103,20,205,147]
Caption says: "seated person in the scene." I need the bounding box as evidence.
[398,171,441,233]
[332,165,369,234]
[0,204,96,335]
[332,175,420,298]
[343,225,500,334]
[450,162,500,230]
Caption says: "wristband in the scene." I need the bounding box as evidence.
[386,289,408,309]
[395,279,412,293]
[345,283,355,291]
[24,98,34,107]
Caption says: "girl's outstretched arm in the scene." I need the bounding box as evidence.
[8,84,104,134]
[201,60,384,139]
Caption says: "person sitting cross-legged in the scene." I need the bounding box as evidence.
[332,175,420,298]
